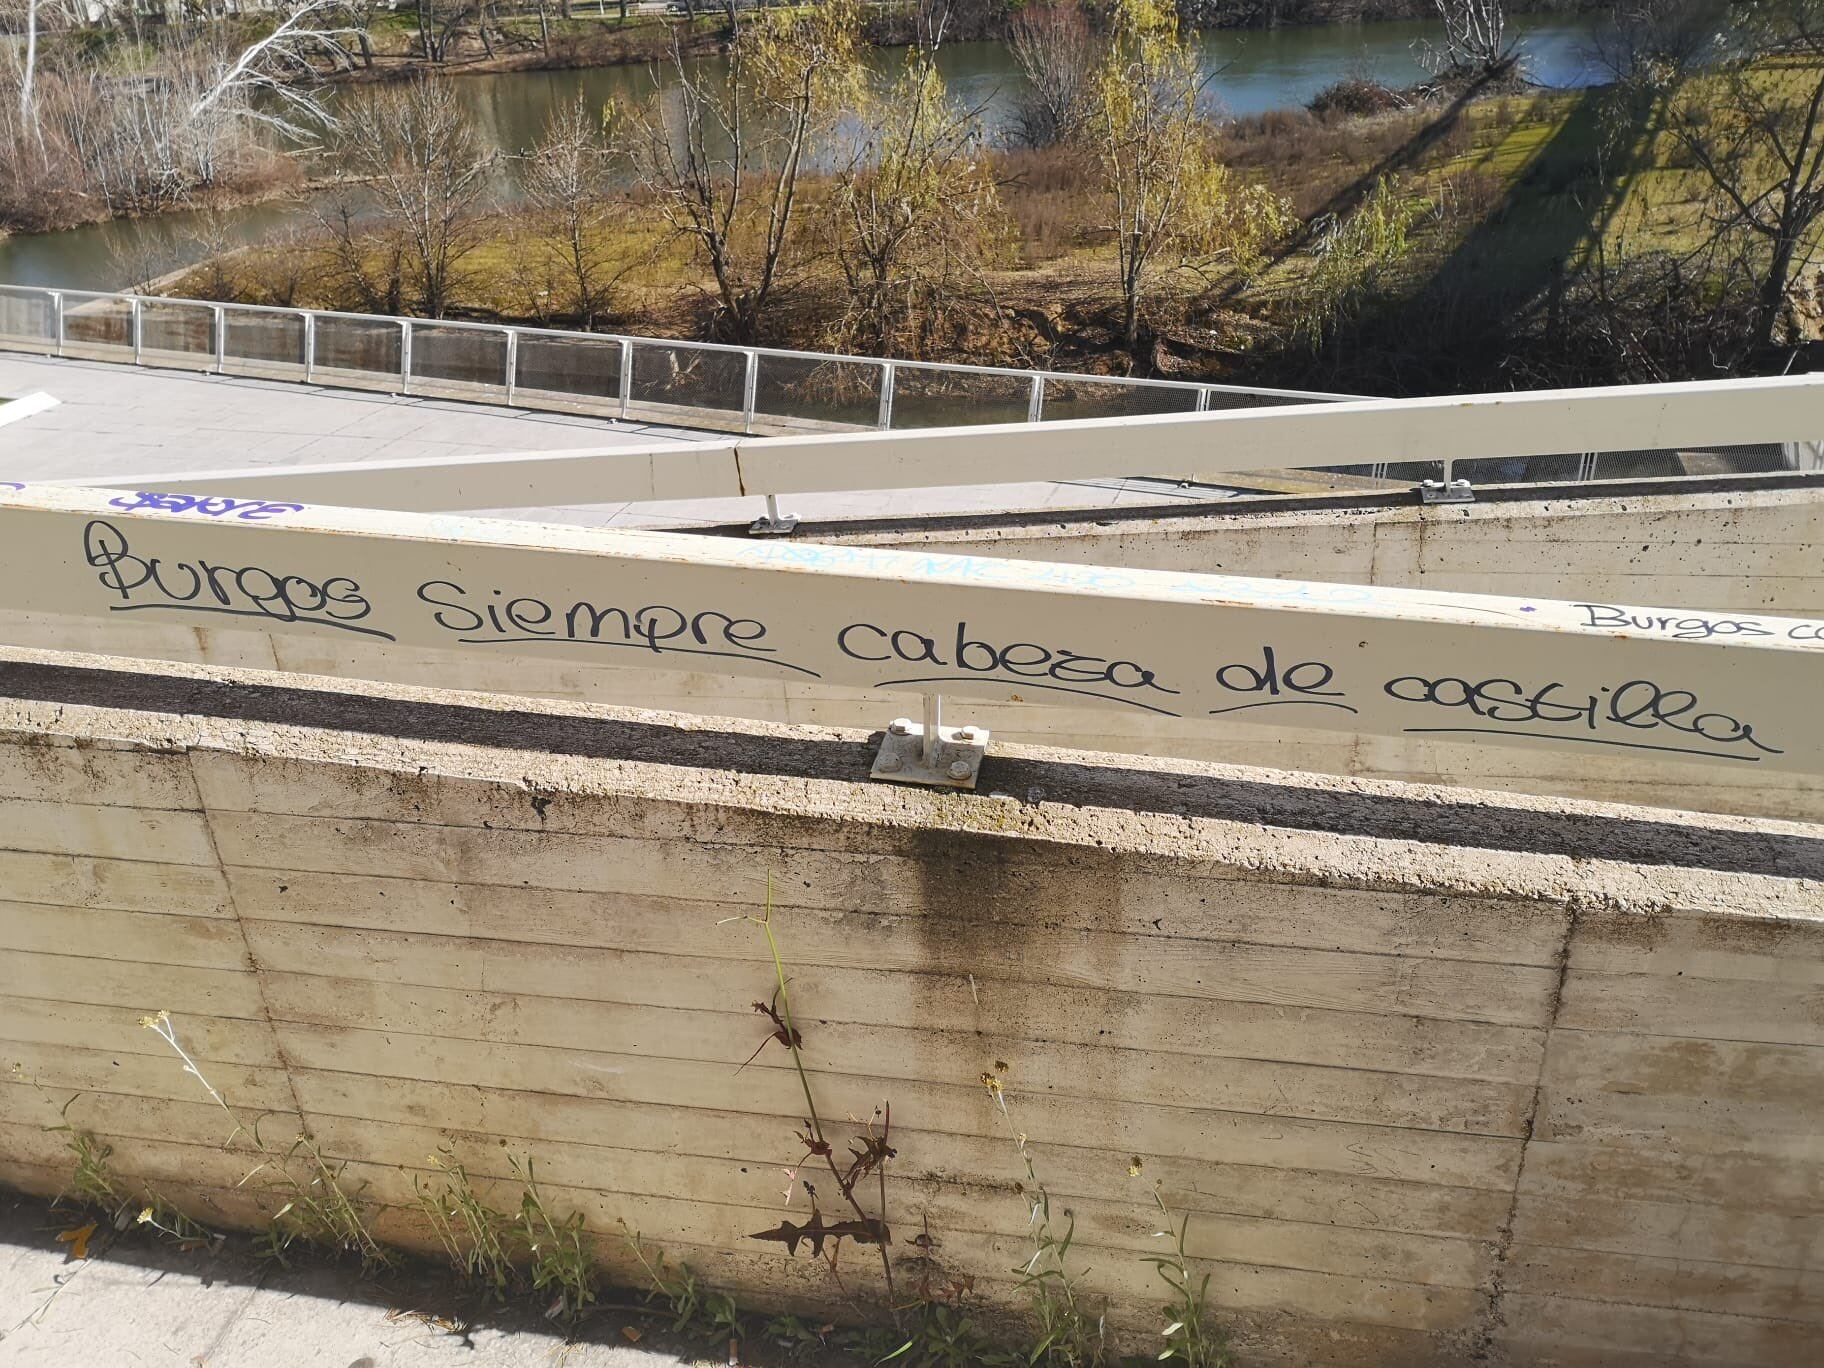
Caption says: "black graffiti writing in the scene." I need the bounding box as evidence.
[107,492,306,522]
[81,519,390,638]
[837,620,1180,713]
[1209,646,1359,715]
[416,579,820,677]
[1577,602,1773,641]
[1384,672,1781,758]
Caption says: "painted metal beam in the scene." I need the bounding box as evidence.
[3,481,1820,774]
[0,392,60,430]
[48,373,1824,512]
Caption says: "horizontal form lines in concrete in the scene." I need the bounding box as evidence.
[0,673,1820,1365]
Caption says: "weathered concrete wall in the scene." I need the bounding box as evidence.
[2,480,1819,818]
[0,647,1818,1366]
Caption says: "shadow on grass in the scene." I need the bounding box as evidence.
[1416,80,1667,343]
[1227,70,1509,302]
[1264,78,1674,391]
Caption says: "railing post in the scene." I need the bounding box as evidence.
[130,295,143,365]
[213,306,226,373]
[302,311,315,383]
[504,328,519,406]
[742,348,759,435]
[1027,373,1045,423]
[877,361,895,431]
[399,318,413,395]
[50,291,64,358]
[618,338,633,419]
[1196,388,1213,413]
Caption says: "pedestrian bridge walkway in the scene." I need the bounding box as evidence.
[0,353,1260,531]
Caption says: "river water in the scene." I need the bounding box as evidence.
[0,15,1605,291]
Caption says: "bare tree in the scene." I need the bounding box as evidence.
[1089,0,1287,356]
[613,0,864,342]
[1426,0,1514,77]
[1007,0,1097,148]
[317,200,406,314]
[828,49,1010,354]
[1590,0,1721,81]
[188,0,353,141]
[1,5,327,232]
[326,76,493,317]
[18,0,39,144]
[1649,1,1824,348]
[517,92,624,327]
[415,0,476,62]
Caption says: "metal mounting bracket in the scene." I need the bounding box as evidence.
[749,494,799,536]
[871,695,989,790]
[1418,478,1475,505]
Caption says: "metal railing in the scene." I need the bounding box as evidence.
[5,283,1818,496]
[0,283,1344,440]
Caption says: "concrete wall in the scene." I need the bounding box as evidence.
[2,480,1819,819]
[0,647,1819,1366]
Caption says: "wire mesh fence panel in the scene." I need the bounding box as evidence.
[60,293,132,354]
[410,324,508,393]
[887,366,1032,429]
[626,340,746,427]
[0,288,55,350]
[1453,452,1589,485]
[753,354,881,433]
[314,314,403,386]
[515,333,622,411]
[1594,443,1792,479]
[138,299,216,367]
[1038,378,1203,422]
[223,309,305,374]
[1373,459,1449,486]
[1202,389,1313,411]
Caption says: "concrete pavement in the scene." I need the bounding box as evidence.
[0,353,1248,530]
[0,1194,705,1368]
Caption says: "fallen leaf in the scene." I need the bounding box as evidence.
[57,1221,97,1260]
[621,1326,644,1343]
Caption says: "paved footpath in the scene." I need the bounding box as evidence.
[0,1195,703,1368]
[0,353,1243,530]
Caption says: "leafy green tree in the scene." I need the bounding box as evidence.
[1088,0,1288,356]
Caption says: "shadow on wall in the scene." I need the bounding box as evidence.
[2,654,1820,879]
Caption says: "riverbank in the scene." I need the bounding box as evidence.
[159,73,1749,396]
[319,1,1604,85]
[3,6,1612,247]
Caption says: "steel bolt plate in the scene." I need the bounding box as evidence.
[870,721,990,790]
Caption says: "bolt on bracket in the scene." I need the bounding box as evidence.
[1418,478,1475,505]
[749,494,799,536]
[871,697,989,790]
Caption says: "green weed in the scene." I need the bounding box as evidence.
[46,1091,220,1250]
[870,1299,1026,1367]
[764,1311,834,1359]
[512,1155,597,1323]
[140,1010,388,1271]
[622,1221,741,1349]
[414,1145,518,1302]
[58,1109,120,1211]
[984,1063,1108,1368]
[1140,1186,1229,1368]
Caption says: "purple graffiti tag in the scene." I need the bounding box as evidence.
[107,492,306,522]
